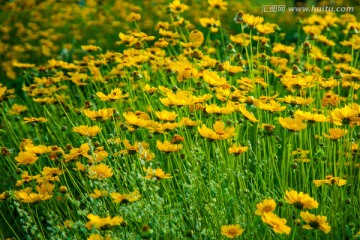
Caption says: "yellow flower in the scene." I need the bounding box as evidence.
[199,18,221,33]
[300,211,331,233]
[208,0,228,11]
[88,164,113,180]
[15,151,39,165]
[81,45,101,52]
[126,12,141,22]
[313,175,346,187]
[83,108,114,121]
[189,29,204,47]
[143,167,172,180]
[243,14,264,28]
[14,187,53,203]
[330,105,359,126]
[24,144,52,155]
[228,144,248,155]
[235,104,259,123]
[22,117,48,124]
[220,224,244,238]
[284,190,318,209]
[90,189,108,198]
[85,214,124,230]
[261,212,291,235]
[294,110,329,123]
[87,234,112,240]
[279,117,307,131]
[111,190,141,203]
[73,125,101,137]
[9,104,28,115]
[155,110,178,122]
[323,128,348,140]
[169,0,189,13]
[272,43,295,55]
[255,199,276,216]
[256,23,276,35]
[198,121,235,140]
[156,140,183,153]
[96,88,129,101]
[257,100,286,113]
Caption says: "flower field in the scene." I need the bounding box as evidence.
[1,0,360,239]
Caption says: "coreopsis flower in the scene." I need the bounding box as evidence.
[73,125,101,137]
[156,110,178,122]
[256,23,276,35]
[88,164,113,180]
[255,199,276,216]
[180,117,200,128]
[277,96,314,106]
[294,110,329,123]
[330,105,359,126]
[111,190,141,203]
[300,211,331,233]
[14,187,53,203]
[24,144,52,155]
[279,117,307,131]
[228,144,248,155]
[205,103,235,115]
[81,45,101,52]
[321,92,341,107]
[156,140,183,153]
[235,105,259,123]
[208,0,228,11]
[220,224,244,238]
[257,100,286,113]
[243,14,264,28]
[168,0,189,13]
[15,151,39,165]
[85,214,124,230]
[199,18,221,33]
[90,189,109,198]
[22,117,48,124]
[284,190,319,210]
[123,112,152,128]
[272,43,295,55]
[12,62,35,69]
[323,128,348,140]
[96,88,129,101]
[189,30,204,47]
[230,34,250,46]
[261,212,291,235]
[117,33,138,46]
[9,104,28,115]
[83,108,114,121]
[87,234,112,240]
[202,70,228,87]
[198,121,235,140]
[313,175,346,187]
[143,167,172,180]
[126,12,141,22]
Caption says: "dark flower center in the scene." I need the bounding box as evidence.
[294,202,304,209]
[309,221,320,229]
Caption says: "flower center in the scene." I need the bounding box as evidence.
[263,206,273,212]
[309,221,320,229]
[294,202,304,210]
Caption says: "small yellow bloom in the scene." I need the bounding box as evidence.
[261,212,291,235]
[220,224,244,238]
[15,152,39,165]
[300,211,331,233]
[88,164,113,180]
[255,199,276,216]
[284,190,318,209]
[156,140,183,153]
[73,125,101,137]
